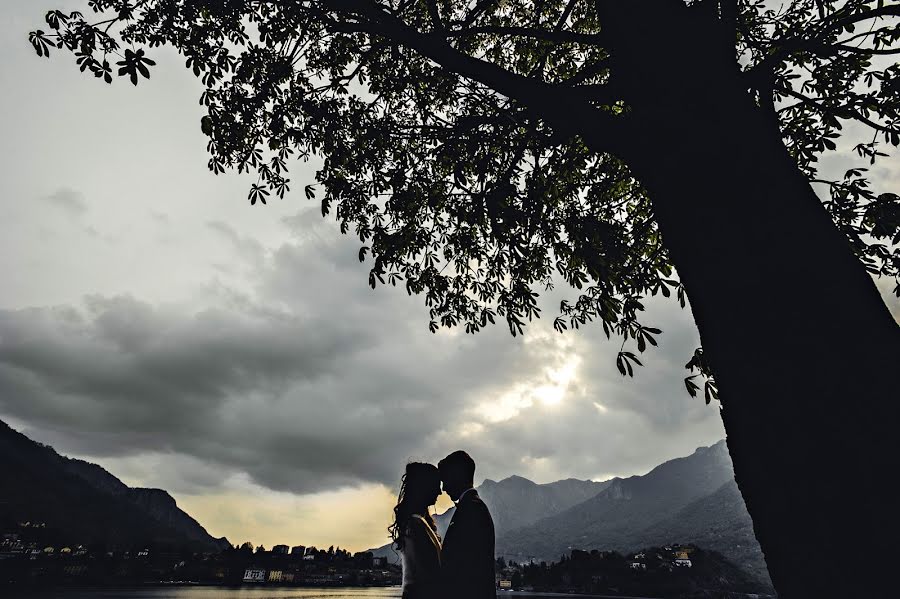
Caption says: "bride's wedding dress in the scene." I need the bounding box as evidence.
[400,514,442,599]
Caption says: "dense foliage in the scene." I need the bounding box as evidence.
[501,546,769,596]
[29,1,900,394]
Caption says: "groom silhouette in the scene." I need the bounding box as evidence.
[438,450,495,599]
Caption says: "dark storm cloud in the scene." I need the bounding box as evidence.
[0,297,400,493]
[0,213,563,492]
[41,188,87,217]
[0,207,724,494]
[0,294,369,435]
[207,220,266,268]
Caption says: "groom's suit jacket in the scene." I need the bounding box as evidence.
[440,489,495,599]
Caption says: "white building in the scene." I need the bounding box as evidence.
[674,549,692,567]
[243,568,267,583]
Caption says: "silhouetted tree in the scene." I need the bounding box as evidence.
[30,2,899,596]
[511,570,523,589]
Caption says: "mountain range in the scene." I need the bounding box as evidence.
[0,419,229,552]
[2,417,772,590]
[373,440,772,590]
[429,475,613,540]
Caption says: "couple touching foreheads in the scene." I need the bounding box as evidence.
[389,450,495,599]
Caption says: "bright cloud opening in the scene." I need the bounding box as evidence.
[475,353,581,422]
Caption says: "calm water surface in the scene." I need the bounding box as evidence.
[1,587,607,599]
[4,587,403,599]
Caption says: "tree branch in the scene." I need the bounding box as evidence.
[460,0,500,27]
[325,0,629,154]
[816,4,900,38]
[559,59,609,86]
[425,0,443,31]
[743,5,900,85]
[554,0,581,31]
[828,43,900,56]
[778,87,898,135]
[442,25,605,46]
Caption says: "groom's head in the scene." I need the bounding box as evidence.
[438,450,476,501]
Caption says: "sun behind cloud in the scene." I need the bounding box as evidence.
[474,337,582,423]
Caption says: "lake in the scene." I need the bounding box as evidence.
[0,586,647,599]
[0,588,404,599]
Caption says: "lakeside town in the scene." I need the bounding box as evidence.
[1,522,400,587]
[0,421,773,597]
[2,522,770,597]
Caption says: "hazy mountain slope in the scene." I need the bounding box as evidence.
[478,475,613,536]
[61,457,131,496]
[62,458,230,551]
[632,479,771,589]
[0,419,228,551]
[128,487,230,550]
[496,440,734,560]
[370,474,610,562]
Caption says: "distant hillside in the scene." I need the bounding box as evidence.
[631,479,770,588]
[371,474,610,563]
[0,419,229,552]
[479,475,613,535]
[498,441,734,558]
[496,441,772,591]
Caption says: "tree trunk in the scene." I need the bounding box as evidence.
[588,3,900,597]
[638,105,899,599]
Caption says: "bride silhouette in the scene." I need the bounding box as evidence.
[389,462,442,599]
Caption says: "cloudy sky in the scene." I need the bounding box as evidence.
[2,2,898,552]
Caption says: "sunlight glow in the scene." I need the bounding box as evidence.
[475,353,581,423]
[175,480,398,552]
[536,359,579,406]
[458,421,486,437]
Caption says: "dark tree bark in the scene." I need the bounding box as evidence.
[582,3,900,597]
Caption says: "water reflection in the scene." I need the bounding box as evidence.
[4,587,403,599]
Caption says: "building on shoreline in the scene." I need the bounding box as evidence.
[242,568,266,583]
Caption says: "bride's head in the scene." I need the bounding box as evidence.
[389,462,441,549]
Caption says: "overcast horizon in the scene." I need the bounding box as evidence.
[2,1,898,553]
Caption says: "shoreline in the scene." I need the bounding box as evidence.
[2,582,663,598]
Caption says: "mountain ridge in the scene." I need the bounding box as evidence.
[370,440,772,592]
[630,478,769,586]
[0,419,229,552]
[495,440,771,590]
[498,439,733,551]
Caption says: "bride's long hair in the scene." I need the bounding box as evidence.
[389,462,440,550]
